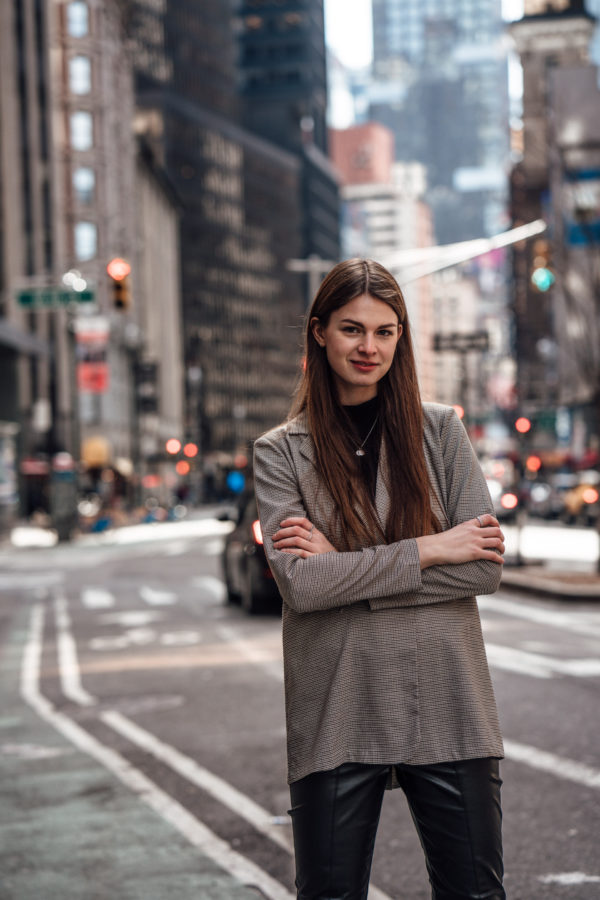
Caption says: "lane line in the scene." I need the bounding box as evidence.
[51,594,392,900]
[81,587,115,609]
[504,740,600,790]
[54,594,96,706]
[21,605,294,900]
[479,594,600,638]
[101,709,293,852]
[540,873,600,885]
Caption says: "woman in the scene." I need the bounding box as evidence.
[253,259,506,900]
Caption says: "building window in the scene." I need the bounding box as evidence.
[66,2,89,37]
[69,55,91,94]
[73,166,95,204]
[70,111,93,150]
[74,222,97,260]
[245,15,263,29]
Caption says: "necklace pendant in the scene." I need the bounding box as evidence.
[355,448,366,457]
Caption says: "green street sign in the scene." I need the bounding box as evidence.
[16,287,95,308]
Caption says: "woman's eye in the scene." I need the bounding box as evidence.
[378,330,393,337]
[342,326,359,333]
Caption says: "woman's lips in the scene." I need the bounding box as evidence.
[350,361,378,371]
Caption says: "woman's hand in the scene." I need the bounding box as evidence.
[272,517,336,558]
[416,514,505,570]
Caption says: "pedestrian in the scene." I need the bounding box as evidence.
[253,258,506,900]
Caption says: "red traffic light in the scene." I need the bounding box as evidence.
[515,417,531,434]
[106,258,131,281]
[165,438,181,455]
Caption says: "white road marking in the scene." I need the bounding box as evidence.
[479,594,600,638]
[21,605,295,900]
[101,710,294,852]
[216,624,284,683]
[0,572,63,590]
[190,575,227,603]
[139,585,178,606]
[1,742,74,760]
[504,740,600,790]
[81,587,115,609]
[99,610,164,627]
[539,872,600,885]
[159,631,201,646]
[90,627,157,651]
[485,643,600,680]
[54,594,96,706]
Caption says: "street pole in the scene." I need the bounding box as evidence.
[286,255,336,306]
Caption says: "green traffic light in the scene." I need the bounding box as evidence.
[531,267,555,292]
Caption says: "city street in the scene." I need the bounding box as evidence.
[1,516,599,900]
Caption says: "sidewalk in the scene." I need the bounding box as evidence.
[0,606,271,900]
[501,564,600,600]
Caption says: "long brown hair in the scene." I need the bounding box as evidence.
[291,258,440,549]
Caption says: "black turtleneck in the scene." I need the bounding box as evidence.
[343,395,381,499]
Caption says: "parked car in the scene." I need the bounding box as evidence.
[221,493,281,614]
[485,477,521,522]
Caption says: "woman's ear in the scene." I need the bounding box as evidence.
[397,323,403,341]
[310,316,325,347]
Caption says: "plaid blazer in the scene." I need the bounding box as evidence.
[253,402,503,786]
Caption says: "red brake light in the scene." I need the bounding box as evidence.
[501,492,518,510]
[251,520,263,545]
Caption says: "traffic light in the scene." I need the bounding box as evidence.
[107,257,131,310]
[530,240,555,292]
[515,416,531,434]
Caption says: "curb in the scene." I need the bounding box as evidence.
[500,568,600,601]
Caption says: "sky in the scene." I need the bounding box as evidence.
[324,0,525,70]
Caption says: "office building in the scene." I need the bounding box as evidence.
[132,0,308,452]
[369,0,510,244]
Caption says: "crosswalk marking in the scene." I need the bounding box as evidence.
[81,587,115,609]
[485,643,600,680]
[479,594,600,638]
[139,585,177,606]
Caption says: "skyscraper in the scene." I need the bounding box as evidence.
[131,1,322,452]
[369,0,510,243]
[237,0,340,261]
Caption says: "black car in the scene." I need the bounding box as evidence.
[221,493,281,614]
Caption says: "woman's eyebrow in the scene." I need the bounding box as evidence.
[339,318,398,329]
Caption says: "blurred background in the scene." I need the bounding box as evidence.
[0,0,599,548]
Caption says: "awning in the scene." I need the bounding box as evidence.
[0,320,50,356]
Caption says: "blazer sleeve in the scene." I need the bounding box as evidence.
[254,432,424,614]
[368,407,502,612]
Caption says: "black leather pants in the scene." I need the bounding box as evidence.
[288,757,505,900]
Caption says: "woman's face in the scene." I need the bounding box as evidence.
[311,293,403,405]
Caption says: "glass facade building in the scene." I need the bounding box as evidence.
[131,1,315,451]
[369,0,509,243]
[237,0,340,261]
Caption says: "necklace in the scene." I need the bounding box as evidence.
[354,415,379,457]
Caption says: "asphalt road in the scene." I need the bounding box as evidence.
[0,517,599,900]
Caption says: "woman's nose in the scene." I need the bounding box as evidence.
[358,334,376,354]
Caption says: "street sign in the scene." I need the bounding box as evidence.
[16,287,95,308]
[433,331,489,353]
